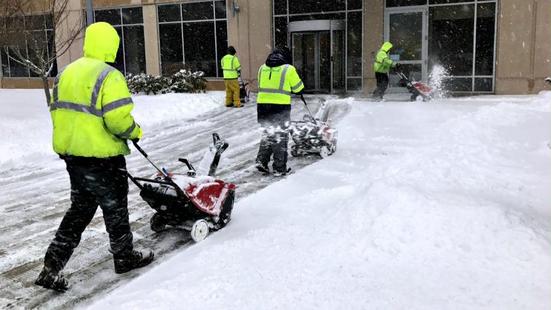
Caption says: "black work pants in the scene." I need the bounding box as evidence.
[373,72,389,99]
[43,155,133,273]
[256,127,289,174]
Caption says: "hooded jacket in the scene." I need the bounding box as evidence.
[256,49,304,126]
[50,22,142,158]
[374,41,394,74]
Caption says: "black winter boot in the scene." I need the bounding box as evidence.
[113,249,154,274]
[35,267,69,292]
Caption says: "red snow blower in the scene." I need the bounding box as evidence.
[128,134,235,242]
[396,71,433,101]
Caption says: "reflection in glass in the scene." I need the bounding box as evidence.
[124,26,146,74]
[184,22,216,76]
[475,3,495,76]
[94,9,121,25]
[389,12,422,60]
[182,2,213,20]
[159,24,183,75]
[347,11,362,77]
[122,7,143,24]
[429,5,474,76]
[158,5,180,22]
[216,21,228,77]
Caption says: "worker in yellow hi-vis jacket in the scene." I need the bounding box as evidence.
[35,22,154,293]
[220,46,242,107]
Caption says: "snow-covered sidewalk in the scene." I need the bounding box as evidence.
[90,93,551,310]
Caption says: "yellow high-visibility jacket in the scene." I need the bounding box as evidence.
[221,54,241,79]
[50,22,142,158]
[373,41,394,74]
[256,64,304,105]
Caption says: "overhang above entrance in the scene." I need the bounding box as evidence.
[288,20,344,33]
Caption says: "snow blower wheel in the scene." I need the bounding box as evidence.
[150,213,167,233]
[190,219,210,242]
[320,145,331,158]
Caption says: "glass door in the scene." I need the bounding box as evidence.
[385,8,427,91]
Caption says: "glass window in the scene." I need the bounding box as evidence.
[159,23,183,75]
[183,22,216,76]
[158,4,180,22]
[474,78,492,92]
[274,0,287,15]
[389,12,423,60]
[429,4,474,76]
[475,2,495,76]
[216,20,228,76]
[442,77,472,92]
[158,1,227,77]
[386,0,427,7]
[429,0,466,4]
[289,13,345,22]
[274,17,288,48]
[124,26,146,74]
[348,0,362,10]
[182,2,213,20]
[122,7,143,24]
[289,0,345,14]
[95,7,145,75]
[347,11,362,77]
[215,0,227,19]
[94,9,121,25]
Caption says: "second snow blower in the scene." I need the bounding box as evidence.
[128,133,235,242]
[289,96,338,158]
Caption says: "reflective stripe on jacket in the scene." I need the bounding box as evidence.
[50,22,141,158]
[221,54,241,79]
[373,41,394,74]
[256,64,304,105]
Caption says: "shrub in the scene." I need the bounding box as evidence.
[126,70,207,95]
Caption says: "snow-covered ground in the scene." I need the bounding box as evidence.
[88,93,551,309]
[0,89,222,167]
[0,89,549,309]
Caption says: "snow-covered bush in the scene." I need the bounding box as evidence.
[169,70,207,93]
[126,74,170,95]
[126,70,207,95]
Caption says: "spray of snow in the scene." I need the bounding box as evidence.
[428,64,450,99]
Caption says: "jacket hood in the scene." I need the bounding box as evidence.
[381,41,393,52]
[265,48,291,67]
[83,22,120,63]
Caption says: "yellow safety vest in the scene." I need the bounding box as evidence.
[221,54,241,79]
[50,22,142,158]
[257,64,304,105]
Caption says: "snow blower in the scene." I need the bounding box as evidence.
[239,77,251,104]
[127,134,235,242]
[289,95,338,158]
[396,71,433,101]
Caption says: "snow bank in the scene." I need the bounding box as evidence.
[90,93,551,309]
[0,90,223,166]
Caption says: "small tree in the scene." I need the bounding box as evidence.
[0,0,84,105]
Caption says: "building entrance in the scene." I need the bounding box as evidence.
[289,20,345,93]
[385,7,428,91]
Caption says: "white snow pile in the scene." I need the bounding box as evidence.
[0,89,224,167]
[90,93,551,310]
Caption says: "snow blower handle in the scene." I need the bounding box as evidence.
[300,94,317,124]
[132,140,169,179]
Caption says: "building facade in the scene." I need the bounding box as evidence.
[1,0,549,95]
